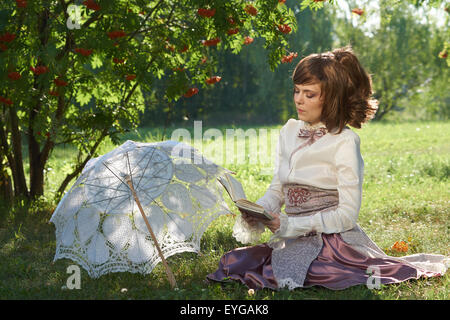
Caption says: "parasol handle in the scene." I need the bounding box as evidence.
[125,177,178,289]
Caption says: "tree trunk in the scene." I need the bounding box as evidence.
[29,151,45,198]
[56,127,109,200]
[27,8,51,199]
[8,108,29,197]
[0,161,13,205]
[28,89,45,199]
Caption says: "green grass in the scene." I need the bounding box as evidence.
[0,120,449,300]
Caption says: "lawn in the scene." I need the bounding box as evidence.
[0,120,448,300]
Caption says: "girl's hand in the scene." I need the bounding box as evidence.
[260,212,281,233]
[241,210,281,233]
[240,210,261,228]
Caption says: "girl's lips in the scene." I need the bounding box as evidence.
[297,108,305,112]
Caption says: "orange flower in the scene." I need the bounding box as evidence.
[107,30,127,40]
[8,71,21,80]
[243,36,254,45]
[351,8,364,16]
[184,87,199,98]
[54,77,68,87]
[74,48,93,56]
[392,241,408,253]
[281,52,298,63]
[49,90,59,97]
[16,0,27,8]
[197,8,216,18]
[113,58,125,64]
[30,65,49,75]
[278,0,286,4]
[202,37,221,46]
[205,76,222,85]
[179,45,189,53]
[0,32,16,43]
[278,24,292,34]
[0,96,13,105]
[227,28,239,35]
[228,17,236,25]
[126,74,136,81]
[245,4,258,16]
[82,0,100,11]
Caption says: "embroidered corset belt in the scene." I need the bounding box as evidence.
[283,183,339,216]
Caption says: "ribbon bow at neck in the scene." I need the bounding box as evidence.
[298,126,327,140]
[289,126,328,167]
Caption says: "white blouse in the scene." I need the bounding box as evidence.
[232,118,365,244]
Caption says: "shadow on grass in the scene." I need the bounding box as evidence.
[420,161,449,181]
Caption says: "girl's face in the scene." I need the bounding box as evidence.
[293,82,324,125]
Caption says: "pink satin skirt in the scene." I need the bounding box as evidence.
[206,233,439,290]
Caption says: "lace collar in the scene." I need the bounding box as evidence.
[303,121,327,131]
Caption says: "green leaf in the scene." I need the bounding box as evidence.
[76,91,93,106]
[91,54,103,69]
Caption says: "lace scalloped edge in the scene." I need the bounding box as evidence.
[277,277,303,291]
[53,243,200,278]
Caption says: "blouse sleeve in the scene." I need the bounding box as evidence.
[232,125,286,244]
[272,133,364,239]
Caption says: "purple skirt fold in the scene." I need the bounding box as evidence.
[303,233,437,290]
[207,233,439,290]
[207,244,278,290]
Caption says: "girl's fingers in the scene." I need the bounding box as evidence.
[242,213,259,226]
[241,211,273,227]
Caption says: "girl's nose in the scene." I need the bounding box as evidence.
[295,93,304,105]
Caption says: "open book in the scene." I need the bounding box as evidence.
[217,172,273,221]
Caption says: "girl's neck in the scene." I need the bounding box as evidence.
[304,120,326,130]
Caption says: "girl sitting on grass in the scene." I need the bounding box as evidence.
[207,46,448,291]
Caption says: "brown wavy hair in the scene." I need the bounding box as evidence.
[292,46,378,134]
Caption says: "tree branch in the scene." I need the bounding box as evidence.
[82,11,103,29]
[121,2,177,105]
[56,127,109,198]
[126,0,166,41]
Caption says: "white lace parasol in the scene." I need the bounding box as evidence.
[50,140,230,283]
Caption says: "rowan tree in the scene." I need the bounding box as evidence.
[0,0,325,202]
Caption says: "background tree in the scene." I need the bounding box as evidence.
[333,0,449,121]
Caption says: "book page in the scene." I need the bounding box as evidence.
[235,199,264,212]
[225,173,247,201]
[217,176,234,201]
[235,200,273,220]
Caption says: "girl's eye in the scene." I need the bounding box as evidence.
[293,89,316,98]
